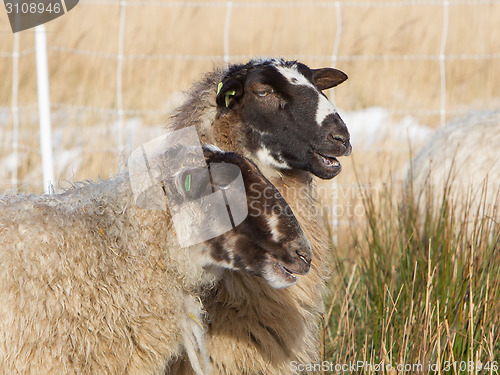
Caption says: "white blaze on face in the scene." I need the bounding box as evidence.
[267,213,282,242]
[275,65,316,89]
[275,64,338,127]
[316,94,337,126]
[256,147,290,170]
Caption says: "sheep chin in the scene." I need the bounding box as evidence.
[262,260,298,289]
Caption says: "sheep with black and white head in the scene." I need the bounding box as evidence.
[165,58,351,374]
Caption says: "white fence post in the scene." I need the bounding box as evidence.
[439,0,450,128]
[329,1,343,246]
[223,1,232,68]
[11,33,20,190]
[35,24,55,194]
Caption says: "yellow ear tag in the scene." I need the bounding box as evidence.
[217,82,223,95]
[225,90,236,108]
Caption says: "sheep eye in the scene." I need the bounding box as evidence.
[256,91,269,97]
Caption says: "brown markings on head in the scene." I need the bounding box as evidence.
[201,147,313,289]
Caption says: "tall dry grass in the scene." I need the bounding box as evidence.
[322,171,500,374]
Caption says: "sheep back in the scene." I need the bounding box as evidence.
[0,176,213,374]
[410,110,500,221]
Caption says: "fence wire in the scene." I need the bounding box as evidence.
[1,0,499,192]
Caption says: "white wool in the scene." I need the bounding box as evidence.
[410,110,500,223]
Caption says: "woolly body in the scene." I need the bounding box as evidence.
[411,110,500,219]
[0,146,311,374]
[0,175,210,374]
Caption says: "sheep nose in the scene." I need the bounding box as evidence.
[344,141,352,156]
[296,249,312,266]
[330,135,352,157]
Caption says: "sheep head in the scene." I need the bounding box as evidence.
[173,146,313,289]
[215,58,351,180]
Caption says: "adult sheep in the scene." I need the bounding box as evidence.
[0,145,312,374]
[164,58,351,374]
[410,110,500,224]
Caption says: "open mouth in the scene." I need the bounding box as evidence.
[263,254,311,289]
[311,151,342,179]
[316,152,340,168]
[271,255,311,283]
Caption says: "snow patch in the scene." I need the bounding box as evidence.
[340,107,433,149]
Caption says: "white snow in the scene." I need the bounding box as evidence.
[339,107,433,149]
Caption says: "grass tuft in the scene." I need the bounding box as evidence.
[324,175,500,374]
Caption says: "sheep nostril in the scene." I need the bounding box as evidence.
[328,133,345,141]
[343,141,352,156]
[297,250,312,266]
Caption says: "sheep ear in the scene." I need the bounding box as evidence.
[216,79,244,109]
[311,68,348,90]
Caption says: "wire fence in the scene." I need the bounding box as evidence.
[1,0,500,194]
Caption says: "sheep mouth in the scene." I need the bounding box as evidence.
[311,151,342,179]
[273,261,298,286]
[264,256,312,289]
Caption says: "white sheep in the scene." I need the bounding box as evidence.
[0,144,312,375]
[410,110,500,223]
[163,58,351,374]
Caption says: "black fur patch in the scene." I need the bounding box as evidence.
[201,142,312,284]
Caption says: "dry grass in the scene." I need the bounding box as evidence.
[322,172,500,374]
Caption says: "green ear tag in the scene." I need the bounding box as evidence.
[184,174,191,192]
[216,82,223,95]
[225,90,236,108]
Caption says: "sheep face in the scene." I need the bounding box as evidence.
[216,58,352,180]
[178,147,313,289]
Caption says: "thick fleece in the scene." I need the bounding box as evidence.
[0,175,213,374]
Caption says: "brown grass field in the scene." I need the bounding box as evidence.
[1,1,499,372]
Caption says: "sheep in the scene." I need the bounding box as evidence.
[410,110,500,224]
[0,142,313,375]
[163,58,351,374]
